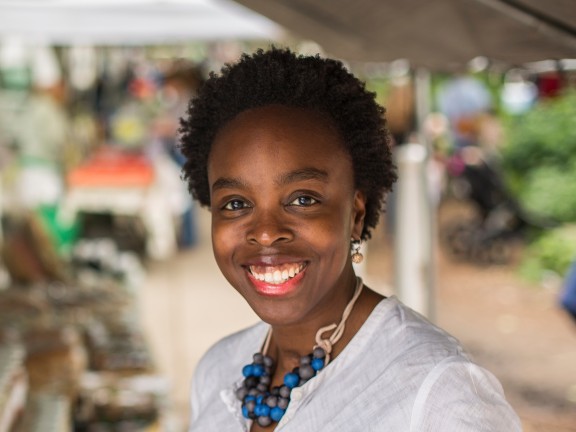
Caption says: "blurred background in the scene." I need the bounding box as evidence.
[0,0,575,431]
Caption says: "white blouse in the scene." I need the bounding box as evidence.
[189,296,521,431]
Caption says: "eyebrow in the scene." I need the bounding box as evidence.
[211,177,248,192]
[211,167,328,193]
[276,168,329,185]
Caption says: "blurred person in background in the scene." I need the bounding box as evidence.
[560,260,576,323]
[13,46,70,210]
[180,47,520,431]
[152,60,204,249]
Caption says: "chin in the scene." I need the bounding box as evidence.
[247,298,307,327]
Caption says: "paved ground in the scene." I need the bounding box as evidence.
[140,204,576,431]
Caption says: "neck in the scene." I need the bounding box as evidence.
[266,273,361,371]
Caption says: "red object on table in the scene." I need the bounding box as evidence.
[67,147,154,188]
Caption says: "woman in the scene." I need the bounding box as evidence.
[180,48,520,431]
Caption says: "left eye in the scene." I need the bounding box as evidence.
[289,196,318,207]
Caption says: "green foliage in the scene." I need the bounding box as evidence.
[503,90,576,172]
[519,163,576,222]
[520,225,576,281]
[502,90,576,222]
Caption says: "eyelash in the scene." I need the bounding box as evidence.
[220,194,320,212]
[222,199,250,211]
[288,195,319,207]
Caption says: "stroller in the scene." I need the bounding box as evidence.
[441,146,553,265]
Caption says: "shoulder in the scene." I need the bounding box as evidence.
[412,356,522,430]
[367,298,521,429]
[370,297,466,360]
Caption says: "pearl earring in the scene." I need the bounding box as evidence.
[351,240,363,264]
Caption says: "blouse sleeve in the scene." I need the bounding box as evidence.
[410,356,522,431]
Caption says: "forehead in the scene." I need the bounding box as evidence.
[209,105,349,167]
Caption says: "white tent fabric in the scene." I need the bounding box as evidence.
[0,0,282,45]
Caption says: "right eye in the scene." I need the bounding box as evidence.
[223,199,249,211]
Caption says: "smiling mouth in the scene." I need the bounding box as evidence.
[248,263,306,285]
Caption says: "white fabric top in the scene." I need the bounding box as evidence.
[189,296,521,431]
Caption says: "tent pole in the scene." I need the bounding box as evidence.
[394,68,436,321]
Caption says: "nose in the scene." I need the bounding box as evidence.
[246,210,294,246]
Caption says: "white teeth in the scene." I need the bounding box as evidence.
[273,270,282,283]
[249,264,304,285]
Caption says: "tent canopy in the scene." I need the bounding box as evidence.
[0,0,282,45]
[234,0,576,70]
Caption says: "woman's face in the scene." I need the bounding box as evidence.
[208,105,366,326]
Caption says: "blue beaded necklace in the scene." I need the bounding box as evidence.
[236,278,364,427]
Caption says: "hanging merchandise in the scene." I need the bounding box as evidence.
[68,45,98,92]
[501,69,538,115]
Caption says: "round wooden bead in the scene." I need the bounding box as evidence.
[235,387,247,400]
[277,397,289,409]
[244,376,258,388]
[283,373,299,389]
[252,364,265,377]
[257,415,272,427]
[313,347,326,359]
[255,404,270,417]
[245,399,256,412]
[279,385,291,398]
[242,405,250,419]
[311,357,325,371]
[265,395,278,407]
[242,364,254,377]
[298,364,315,380]
[270,406,285,422]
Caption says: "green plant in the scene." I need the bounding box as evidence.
[519,225,576,282]
[502,90,576,175]
[502,90,576,222]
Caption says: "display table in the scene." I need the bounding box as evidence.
[0,345,27,432]
[61,148,177,260]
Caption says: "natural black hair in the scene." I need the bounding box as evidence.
[179,47,397,240]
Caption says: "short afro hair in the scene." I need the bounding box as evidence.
[179,47,397,240]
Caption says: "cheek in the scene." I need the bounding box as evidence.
[301,216,352,260]
[211,222,238,269]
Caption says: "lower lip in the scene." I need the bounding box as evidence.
[247,268,306,297]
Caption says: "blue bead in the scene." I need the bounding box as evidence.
[242,364,254,377]
[311,358,324,371]
[252,364,265,377]
[256,395,264,405]
[270,406,285,422]
[242,405,250,419]
[283,372,300,389]
[244,395,256,402]
[254,403,271,417]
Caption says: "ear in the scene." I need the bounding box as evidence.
[351,190,367,240]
